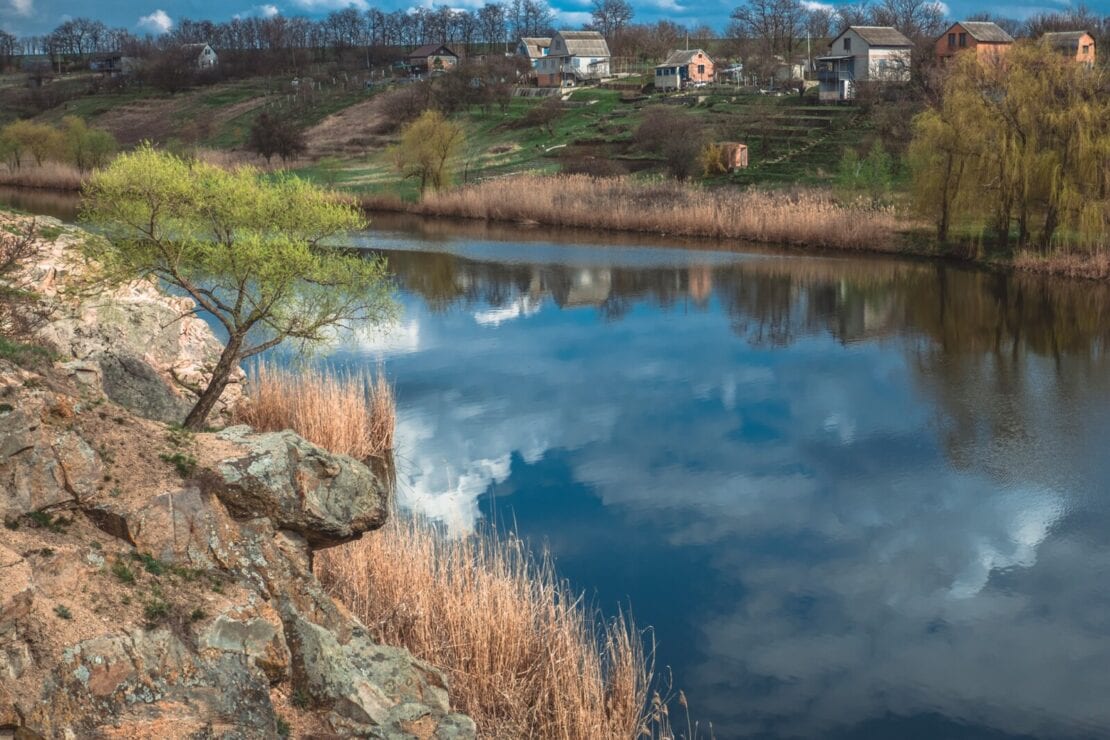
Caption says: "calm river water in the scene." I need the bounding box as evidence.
[8,191,1110,739]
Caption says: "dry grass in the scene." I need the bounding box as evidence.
[397,174,908,252]
[1012,249,1110,281]
[0,162,87,191]
[234,360,394,461]
[317,519,659,739]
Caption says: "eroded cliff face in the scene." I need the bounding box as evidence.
[0,215,473,739]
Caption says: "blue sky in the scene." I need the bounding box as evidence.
[0,0,1106,37]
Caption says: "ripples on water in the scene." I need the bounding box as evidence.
[9,194,1110,739]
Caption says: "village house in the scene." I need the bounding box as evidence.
[182,43,219,69]
[1041,30,1097,67]
[535,31,611,88]
[935,21,1014,62]
[816,26,913,102]
[654,49,715,91]
[407,44,459,75]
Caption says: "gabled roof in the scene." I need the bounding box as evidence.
[1041,30,1092,49]
[833,26,913,47]
[408,43,458,59]
[658,48,712,67]
[519,37,552,59]
[556,30,611,57]
[948,21,1014,43]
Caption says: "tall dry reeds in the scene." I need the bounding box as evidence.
[238,362,693,738]
[234,361,394,460]
[317,520,655,739]
[0,162,87,191]
[402,174,906,252]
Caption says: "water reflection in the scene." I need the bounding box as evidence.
[342,232,1110,739]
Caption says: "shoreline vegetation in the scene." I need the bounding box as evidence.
[235,362,701,739]
[2,165,1108,281]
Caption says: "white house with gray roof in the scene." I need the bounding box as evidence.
[535,31,611,87]
[816,26,913,102]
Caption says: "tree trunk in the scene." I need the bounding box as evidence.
[183,333,244,431]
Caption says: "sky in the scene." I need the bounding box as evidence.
[1,0,1106,38]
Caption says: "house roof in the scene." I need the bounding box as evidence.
[408,43,458,59]
[1041,30,1091,49]
[556,30,611,57]
[519,37,552,59]
[950,21,1014,43]
[181,43,212,50]
[658,48,712,66]
[836,26,913,47]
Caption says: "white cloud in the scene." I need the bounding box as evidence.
[138,9,174,34]
[802,0,835,11]
[932,0,951,16]
[555,10,592,25]
[234,4,280,19]
[8,0,32,17]
[646,0,684,10]
[290,0,368,10]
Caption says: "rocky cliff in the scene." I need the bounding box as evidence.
[0,214,474,739]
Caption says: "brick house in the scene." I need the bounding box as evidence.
[1041,31,1097,67]
[935,21,1014,62]
[654,49,715,91]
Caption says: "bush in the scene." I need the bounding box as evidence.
[246,112,306,164]
[634,106,707,180]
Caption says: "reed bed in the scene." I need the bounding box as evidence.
[1013,249,1110,281]
[240,363,697,738]
[0,162,87,191]
[405,174,906,252]
[234,360,394,460]
[317,519,657,739]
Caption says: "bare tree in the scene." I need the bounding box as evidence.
[729,0,808,58]
[871,0,945,39]
[591,0,634,39]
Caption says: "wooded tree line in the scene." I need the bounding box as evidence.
[910,43,1109,253]
[2,0,1106,75]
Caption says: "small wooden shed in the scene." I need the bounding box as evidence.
[719,142,748,170]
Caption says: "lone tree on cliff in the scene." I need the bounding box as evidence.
[81,144,395,430]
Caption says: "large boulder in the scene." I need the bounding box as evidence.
[211,426,390,549]
[0,391,102,521]
[284,608,476,739]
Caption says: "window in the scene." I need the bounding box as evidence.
[948,33,956,48]
[697,64,705,74]
[959,32,967,47]
[1083,44,1091,53]
[844,37,851,51]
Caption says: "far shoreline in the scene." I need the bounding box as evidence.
[1,178,1106,283]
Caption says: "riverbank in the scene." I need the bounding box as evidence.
[361,174,1110,282]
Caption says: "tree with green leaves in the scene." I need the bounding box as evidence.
[909,43,1110,252]
[81,145,395,429]
[392,110,464,195]
[61,116,117,172]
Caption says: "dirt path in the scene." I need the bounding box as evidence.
[304,95,389,158]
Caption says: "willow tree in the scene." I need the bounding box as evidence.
[392,110,464,195]
[909,43,1110,253]
[82,145,395,429]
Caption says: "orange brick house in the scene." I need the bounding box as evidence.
[653,49,715,91]
[936,21,1014,62]
[1041,31,1097,67]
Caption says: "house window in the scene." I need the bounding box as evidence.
[948,33,956,48]
[844,37,851,51]
[1083,44,1091,53]
[959,32,967,47]
[697,64,705,74]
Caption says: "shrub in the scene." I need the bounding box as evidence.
[634,106,707,180]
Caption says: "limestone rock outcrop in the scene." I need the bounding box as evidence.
[0,214,474,739]
[10,213,243,425]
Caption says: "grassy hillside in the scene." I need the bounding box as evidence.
[2,70,907,198]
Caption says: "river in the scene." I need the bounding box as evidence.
[7,189,1110,739]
